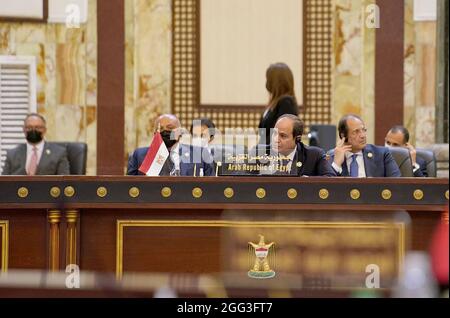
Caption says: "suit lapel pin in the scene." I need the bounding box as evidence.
[367,152,373,159]
[296,161,302,168]
[46,149,51,155]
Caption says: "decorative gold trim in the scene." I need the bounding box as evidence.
[413,189,424,201]
[161,187,172,198]
[17,187,28,198]
[287,188,298,199]
[97,187,107,198]
[129,187,140,198]
[192,187,203,199]
[224,187,234,199]
[50,187,61,198]
[256,188,266,199]
[47,210,61,271]
[319,189,329,200]
[350,189,360,200]
[65,210,79,266]
[115,220,405,280]
[0,221,9,273]
[445,190,449,200]
[64,186,75,198]
[381,189,392,200]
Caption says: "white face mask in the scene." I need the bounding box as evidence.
[385,143,390,148]
[192,137,209,148]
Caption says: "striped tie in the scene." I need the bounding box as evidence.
[28,146,38,176]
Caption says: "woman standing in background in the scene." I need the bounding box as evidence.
[258,63,299,145]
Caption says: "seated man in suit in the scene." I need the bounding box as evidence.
[190,117,216,156]
[256,114,336,177]
[2,113,70,175]
[127,114,214,176]
[385,125,427,177]
[330,114,401,177]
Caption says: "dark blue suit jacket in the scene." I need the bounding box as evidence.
[329,144,401,177]
[127,143,214,176]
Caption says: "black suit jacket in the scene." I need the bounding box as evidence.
[250,143,336,177]
[258,96,298,145]
[414,156,428,177]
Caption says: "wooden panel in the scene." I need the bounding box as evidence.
[375,0,404,145]
[0,210,47,270]
[97,0,125,174]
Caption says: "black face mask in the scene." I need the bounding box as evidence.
[26,130,43,144]
[160,130,178,149]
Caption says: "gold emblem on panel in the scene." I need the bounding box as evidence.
[129,187,140,198]
[350,189,360,200]
[64,186,75,197]
[446,190,449,200]
[50,187,60,198]
[17,187,28,198]
[161,187,172,198]
[248,235,275,279]
[256,188,266,199]
[192,187,203,199]
[413,189,424,201]
[224,187,234,199]
[287,188,298,199]
[319,189,329,200]
[97,187,107,198]
[381,189,392,200]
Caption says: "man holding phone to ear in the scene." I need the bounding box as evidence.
[329,114,401,177]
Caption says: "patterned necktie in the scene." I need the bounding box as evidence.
[28,146,38,176]
[350,154,359,177]
[159,155,174,176]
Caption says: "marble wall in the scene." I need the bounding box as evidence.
[332,0,376,143]
[124,0,171,160]
[332,0,438,146]
[0,0,98,175]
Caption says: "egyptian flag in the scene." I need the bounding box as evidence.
[138,132,169,176]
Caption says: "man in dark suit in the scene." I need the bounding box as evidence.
[385,125,428,177]
[330,115,401,177]
[127,114,214,176]
[2,113,70,175]
[255,114,336,177]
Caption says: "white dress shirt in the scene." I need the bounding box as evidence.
[170,142,181,172]
[332,151,366,177]
[26,140,45,173]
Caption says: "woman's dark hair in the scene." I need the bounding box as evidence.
[266,63,297,109]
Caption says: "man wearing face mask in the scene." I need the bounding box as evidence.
[190,118,215,154]
[127,114,214,176]
[1,113,70,175]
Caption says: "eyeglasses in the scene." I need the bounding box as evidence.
[349,128,367,137]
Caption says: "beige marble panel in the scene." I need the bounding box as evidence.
[404,0,416,144]
[361,0,375,144]
[15,23,47,43]
[84,106,97,175]
[415,22,436,147]
[86,42,97,106]
[53,104,84,142]
[56,43,86,106]
[125,0,172,157]
[86,0,97,44]
[332,0,363,133]
[0,24,16,54]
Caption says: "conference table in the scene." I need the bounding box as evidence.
[0,176,448,293]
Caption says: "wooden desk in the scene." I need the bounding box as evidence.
[0,177,448,289]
